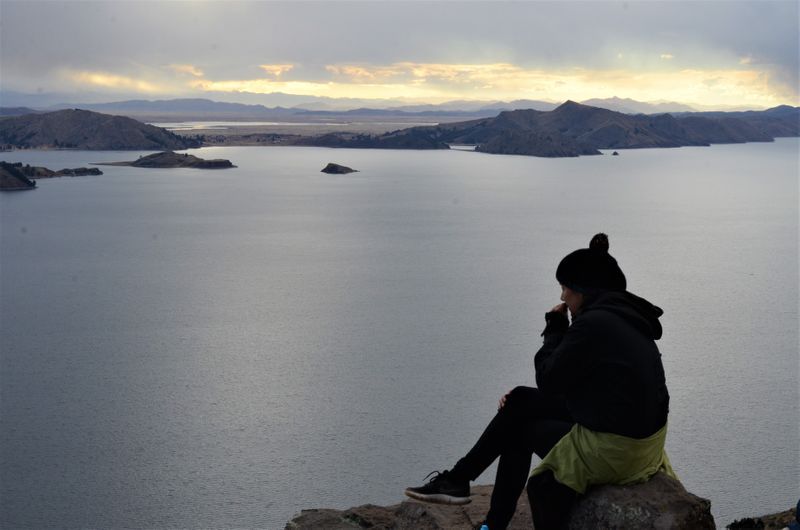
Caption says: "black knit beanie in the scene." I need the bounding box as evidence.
[556,233,627,293]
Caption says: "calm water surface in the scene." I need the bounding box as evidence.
[1,141,798,528]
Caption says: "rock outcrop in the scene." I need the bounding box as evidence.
[0,161,36,190]
[321,162,358,174]
[99,151,234,169]
[285,485,531,530]
[286,473,715,529]
[728,506,799,529]
[566,472,715,529]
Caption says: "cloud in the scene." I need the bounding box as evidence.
[325,62,523,85]
[187,63,795,108]
[2,2,795,107]
[67,70,165,93]
[168,64,204,77]
[259,64,294,77]
[325,64,405,81]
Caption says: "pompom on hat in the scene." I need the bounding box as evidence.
[556,233,627,293]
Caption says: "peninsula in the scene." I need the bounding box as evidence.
[99,150,235,169]
[289,101,800,157]
[0,161,104,190]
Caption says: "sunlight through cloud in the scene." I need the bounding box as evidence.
[168,64,205,77]
[188,62,793,108]
[259,64,294,77]
[69,70,164,93]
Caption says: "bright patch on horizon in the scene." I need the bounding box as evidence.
[70,71,163,93]
[67,60,797,109]
[660,54,674,60]
[191,62,792,108]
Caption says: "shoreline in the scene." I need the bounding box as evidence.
[2,134,797,155]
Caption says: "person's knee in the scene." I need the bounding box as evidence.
[506,386,537,404]
[501,386,540,415]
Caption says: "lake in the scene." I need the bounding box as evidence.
[1,140,798,528]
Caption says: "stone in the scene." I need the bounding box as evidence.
[566,472,715,529]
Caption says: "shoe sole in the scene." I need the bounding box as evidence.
[404,489,472,505]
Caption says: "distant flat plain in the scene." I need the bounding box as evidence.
[150,114,470,143]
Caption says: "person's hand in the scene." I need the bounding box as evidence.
[550,302,568,314]
[498,389,513,411]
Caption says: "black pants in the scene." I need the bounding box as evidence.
[449,386,577,530]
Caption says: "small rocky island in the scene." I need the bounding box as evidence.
[321,162,358,174]
[1,161,103,190]
[99,151,235,169]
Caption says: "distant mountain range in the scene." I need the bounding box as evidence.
[580,97,696,114]
[0,107,42,117]
[1,96,702,122]
[297,101,800,157]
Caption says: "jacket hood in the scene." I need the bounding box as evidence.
[581,290,664,340]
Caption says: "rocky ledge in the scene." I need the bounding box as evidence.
[99,150,235,169]
[286,472,716,529]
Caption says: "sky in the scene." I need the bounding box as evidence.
[1,0,798,110]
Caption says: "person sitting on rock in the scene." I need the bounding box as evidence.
[404,233,676,530]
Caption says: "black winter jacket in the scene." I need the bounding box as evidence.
[534,290,669,439]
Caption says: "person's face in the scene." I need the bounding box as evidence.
[560,285,584,316]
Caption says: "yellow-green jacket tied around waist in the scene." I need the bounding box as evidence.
[531,422,677,494]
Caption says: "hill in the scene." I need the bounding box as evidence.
[674,105,800,138]
[297,101,799,157]
[0,109,199,150]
